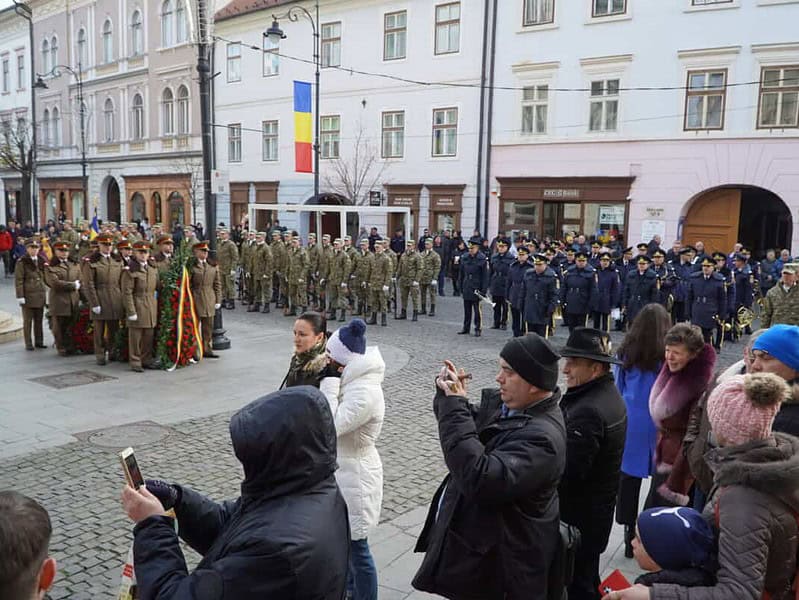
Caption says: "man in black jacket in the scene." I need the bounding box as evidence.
[413,334,567,600]
[558,328,627,600]
[120,386,350,599]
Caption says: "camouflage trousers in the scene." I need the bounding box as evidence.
[253,275,272,305]
[326,282,350,311]
[420,283,436,310]
[369,286,389,313]
[288,279,307,310]
[221,271,235,300]
[399,283,420,311]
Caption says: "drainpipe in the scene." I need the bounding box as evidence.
[474,0,489,234]
[482,0,498,238]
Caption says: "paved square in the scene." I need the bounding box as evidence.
[29,369,118,390]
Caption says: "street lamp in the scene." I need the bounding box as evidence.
[266,1,322,240]
[34,64,88,222]
[13,0,37,227]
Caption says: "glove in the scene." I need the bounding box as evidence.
[262,275,268,279]
[320,278,326,286]
[412,281,419,287]
[298,279,304,284]
[144,479,181,510]
[92,306,102,314]
[341,282,347,288]
[350,274,356,279]
[391,277,397,282]
[431,280,437,286]
[230,270,236,276]
[17,297,25,305]
[361,282,367,288]
[214,303,221,309]
[74,280,81,290]
[382,285,389,293]
[128,314,138,322]
[321,363,342,379]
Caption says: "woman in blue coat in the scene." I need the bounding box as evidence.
[611,303,672,558]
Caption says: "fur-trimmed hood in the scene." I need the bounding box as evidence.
[649,343,717,427]
[706,432,799,512]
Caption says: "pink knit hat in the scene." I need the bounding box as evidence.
[707,373,790,447]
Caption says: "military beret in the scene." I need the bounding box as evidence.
[132,241,150,251]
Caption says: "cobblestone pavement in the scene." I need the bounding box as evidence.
[0,277,745,598]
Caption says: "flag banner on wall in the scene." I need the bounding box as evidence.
[293,81,313,174]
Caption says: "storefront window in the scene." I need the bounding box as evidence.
[168,191,184,226]
[71,192,84,222]
[583,202,626,242]
[131,192,146,222]
[45,192,56,221]
[433,212,456,234]
[502,201,539,228]
[152,192,162,224]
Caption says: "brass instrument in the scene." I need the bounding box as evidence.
[475,290,495,308]
[735,306,756,338]
[665,293,675,313]
[714,314,732,350]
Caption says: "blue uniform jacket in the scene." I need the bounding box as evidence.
[521,267,559,325]
[489,252,514,298]
[734,266,754,308]
[652,264,678,306]
[623,269,658,323]
[671,261,693,302]
[459,252,489,302]
[595,266,621,314]
[506,260,533,308]
[687,271,727,329]
[560,265,597,316]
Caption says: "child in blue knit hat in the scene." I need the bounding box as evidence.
[632,507,717,587]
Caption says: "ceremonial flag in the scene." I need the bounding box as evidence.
[293,81,313,174]
[90,210,99,240]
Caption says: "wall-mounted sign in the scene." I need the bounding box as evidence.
[368,191,382,207]
[543,189,580,199]
[645,207,664,218]
[389,196,415,207]
[599,205,626,224]
[641,220,666,243]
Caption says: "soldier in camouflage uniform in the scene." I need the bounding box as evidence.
[760,263,799,328]
[384,243,399,315]
[217,229,239,309]
[367,239,393,327]
[286,235,309,316]
[306,232,322,310]
[59,220,81,262]
[239,230,256,304]
[326,238,351,322]
[249,231,273,313]
[352,238,374,316]
[318,234,334,312]
[77,229,94,260]
[270,230,288,307]
[396,239,423,321]
[419,237,442,317]
[343,235,358,309]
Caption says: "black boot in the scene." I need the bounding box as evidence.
[474,329,481,337]
[366,312,377,325]
[229,300,236,310]
[412,310,418,322]
[262,303,270,313]
[247,303,257,313]
[338,309,346,322]
[381,313,387,326]
[420,305,427,315]
[624,526,634,559]
[457,328,469,334]
[428,306,435,317]
[397,309,407,320]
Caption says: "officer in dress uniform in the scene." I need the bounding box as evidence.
[588,241,602,268]
[117,240,133,267]
[688,256,727,349]
[152,235,175,274]
[15,239,48,351]
[81,233,124,365]
[520,253,559,337]
[121,241,161,372]
[593,252,620,333]
[671,247,695,323]
[458,240,489,337]
[622,255,658,327]
[560,251,597,333]
[45,241,82,355]
[505,246,533,337]
[651,249,677,308]
[732,252,754,335]
[489,238,514,330]
[189,242,222,358]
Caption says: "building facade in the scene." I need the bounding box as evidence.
[212,0,488,239]
[1,0,203,229]
[490,0,799,255]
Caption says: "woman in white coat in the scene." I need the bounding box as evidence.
[321,318,385,600]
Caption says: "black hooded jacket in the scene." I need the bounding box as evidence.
[132,386,350,599]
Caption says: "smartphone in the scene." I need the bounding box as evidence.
[119,447,145,489]
[598,569,631,595]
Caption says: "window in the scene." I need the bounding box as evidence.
[592,0,626,16]
[384,11,407,60]
[41,39,49,73]
[17,53,25,89]
[381,111,404,158]
[102,20,114,63]
[524,0,555,26]
[42,109,50,145]
[321,22,341,68]
[589,78,619,131]
[262,35,279,76]
[103,98,115,142]
[177,85,189,134]
[262,120,278,161]
[131,10,143,56]
[162,88,174,135]
[321,115,340,158]
[161,0,174,46]
[684,70,726,130]
[432,107,458,156]
[52,107,60,146]
[228,123,241,162]
[226,43,241,82]
[521,85,548,134]
[132,93,144,140]
[692,0,733,4]
[435,3,460,55]
[758,66,799,128]
[50,37,57,71]
[1,59,8,93]
[76,29,87,67]
[176,0,187,43]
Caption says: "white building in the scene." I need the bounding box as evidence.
[490,0,799,255]
[212,0,488,240]
[0,5,33,226]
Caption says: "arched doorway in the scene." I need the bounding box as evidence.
[304,193,354,239]
[131,192,146,223]
[681,186,792,258]
[168,191,185,227]
[106,178,121,224]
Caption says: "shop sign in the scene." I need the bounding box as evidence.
[212,170,229,195]
[543,188,580,199]
[599,205,625,224]
[369,191,382,207]
[389,196,415,207]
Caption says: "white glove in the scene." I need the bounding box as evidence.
[298,279,304,284]
[382,285,389,293]
[320,278,326,286]
[262,274,268,279]
[17,297,25,305]
[350,274,356,279]
[341,282,347,288]
[128,314,138,322]
[230,270,236,276]
[391,277,397,282]
[92,306,102,314]
[412,281,419,287]
[361,282,367,288]
[214,303,221,309]
[431,280,437,286]
[74,280,81,290]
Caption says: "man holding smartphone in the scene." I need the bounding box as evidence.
[412,334,567,599]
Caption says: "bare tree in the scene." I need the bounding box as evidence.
[169,154,203,225]
[323,119,389,206]
[0,118,33,223]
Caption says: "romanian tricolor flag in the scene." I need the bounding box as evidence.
[293,81,313,174]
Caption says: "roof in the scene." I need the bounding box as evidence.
[214,0,294,23]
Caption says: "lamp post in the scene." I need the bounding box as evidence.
[266,1,322,240]
[13,0,37,227]
[34,64,88,221]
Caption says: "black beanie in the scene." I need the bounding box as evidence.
[500,333,561,391]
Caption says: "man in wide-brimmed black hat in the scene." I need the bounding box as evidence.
[558,327,627,600]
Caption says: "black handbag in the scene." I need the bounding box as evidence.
[547,521,581,600]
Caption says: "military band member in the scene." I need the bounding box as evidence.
[249,232,273,313]
[560,251,597,333]
[622,255,658,327]
[651,249,677,308]
[420,238,442,317]
[45,241,82,356]
[152,235,175,273]
[506,246,533,337]
[121,241,160,372]
[457,240,489,337]
[732,252,754,335]
[688,256,727,349]
[189,242,222,358]
[488,238,513,329]
[15,239,48,351]
[81,233,124,365]
[593,252,620,333]
[366,239,392,326]
[397,239,423,321]
[520,253,558,337]
[217,229,239,309]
